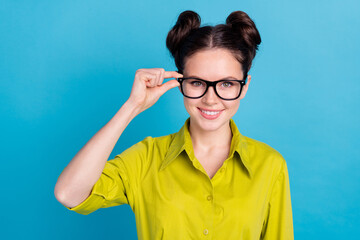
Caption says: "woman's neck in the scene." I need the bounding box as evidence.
[188,118,232,152]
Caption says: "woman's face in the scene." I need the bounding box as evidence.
[181,48,250,132]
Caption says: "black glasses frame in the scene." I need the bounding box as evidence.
[177,77,247,101]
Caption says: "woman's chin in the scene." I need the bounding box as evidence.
[191,115,227,132]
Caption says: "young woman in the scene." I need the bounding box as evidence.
[55,10,294,240]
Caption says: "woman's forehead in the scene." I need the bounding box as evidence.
[184,49,243,79]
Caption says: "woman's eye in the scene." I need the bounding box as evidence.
[222,81,233,87]
[191,81,203,86]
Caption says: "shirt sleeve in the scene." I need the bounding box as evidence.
[261,159,294,240]
[63,155,134,215]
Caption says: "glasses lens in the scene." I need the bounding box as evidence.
[182,79,207,98]
[182,79,241,99]
[216,80,241,99]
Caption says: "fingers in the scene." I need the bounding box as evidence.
[140,68,183,88]
[158,70,182,88]
[158,68,165,86]
[141,72,157,87]
[147,68,182,79]
[158,79,180,95]
[163,70,183,79]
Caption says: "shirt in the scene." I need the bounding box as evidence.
[63,117,294,240]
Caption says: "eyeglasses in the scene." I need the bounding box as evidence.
[177,77,247,100]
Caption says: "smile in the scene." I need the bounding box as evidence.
[197,107,224,119]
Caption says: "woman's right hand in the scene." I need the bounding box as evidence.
[127,68,183,113]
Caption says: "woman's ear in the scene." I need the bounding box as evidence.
[239,75,251,99]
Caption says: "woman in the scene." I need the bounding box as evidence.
[55,10,294,240]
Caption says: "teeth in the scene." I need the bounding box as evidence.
[201,109,220,115]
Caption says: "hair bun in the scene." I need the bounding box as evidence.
[166,10,201,61]
[176,10,201,30]
[226,11,261,53]
[166,10,261,75]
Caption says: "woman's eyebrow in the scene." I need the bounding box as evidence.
[187,75,238,80]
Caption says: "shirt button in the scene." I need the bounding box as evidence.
[203,229,209,235]
[207,195,213,201]
[220,168,225,172]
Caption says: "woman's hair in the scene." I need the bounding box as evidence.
[166,10,261,79]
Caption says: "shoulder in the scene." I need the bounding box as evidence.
[120,133,176,154]
[243,135,286,177]
[152,133,177,151]
[112,133,176,184]
[244,136,284,159]
[115,133,176,167]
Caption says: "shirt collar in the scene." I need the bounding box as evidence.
[160,117,253,178]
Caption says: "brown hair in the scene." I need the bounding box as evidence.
[166,10,261,79]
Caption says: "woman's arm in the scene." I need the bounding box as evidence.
[54,100,141,208]
[261,160,294,240]
[54,69,182,208]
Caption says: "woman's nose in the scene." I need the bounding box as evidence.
[202,86,219,104]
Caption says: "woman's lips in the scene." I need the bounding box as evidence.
[197,107,224,120]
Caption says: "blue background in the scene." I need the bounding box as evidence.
[1,0,359,239]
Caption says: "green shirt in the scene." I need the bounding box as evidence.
[64,117,294,239]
